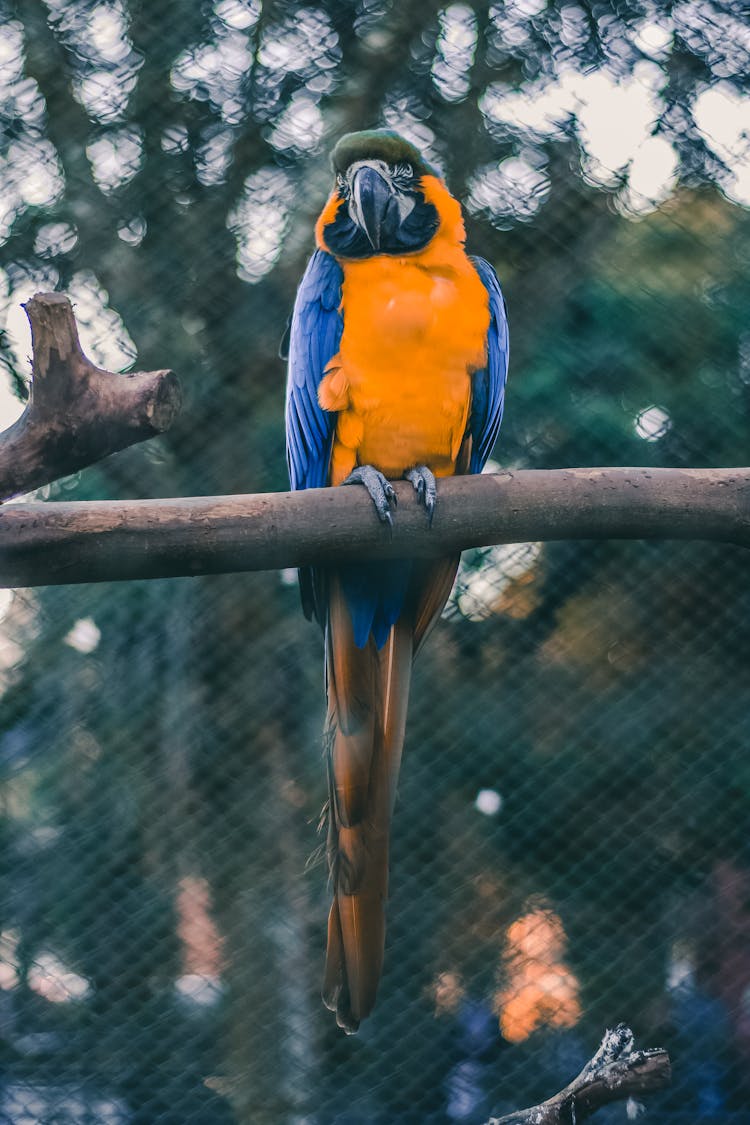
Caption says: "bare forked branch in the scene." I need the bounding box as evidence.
[0,292,181,502]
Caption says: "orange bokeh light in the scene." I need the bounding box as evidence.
[496,906,581,1043]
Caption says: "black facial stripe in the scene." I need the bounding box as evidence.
[324,187,439,259]
[390,162,414,189]
[398,192,440,248]
[323,208,373,258]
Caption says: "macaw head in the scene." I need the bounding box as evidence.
[316,129,444,259]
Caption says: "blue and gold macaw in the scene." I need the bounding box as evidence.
[285,130,509,1032]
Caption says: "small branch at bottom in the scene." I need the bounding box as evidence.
[487,1024,671,1124]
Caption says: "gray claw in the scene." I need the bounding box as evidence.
[343,465,397,527]
[405,465,437,526]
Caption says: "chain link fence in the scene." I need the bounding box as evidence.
[1,1,750,1121]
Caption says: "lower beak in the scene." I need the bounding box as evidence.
[350,165,393,251]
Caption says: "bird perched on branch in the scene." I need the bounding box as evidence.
[284,130,509,1032]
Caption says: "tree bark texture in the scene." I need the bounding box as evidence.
[487,1025,670,1124]
[0,467,747,588]
[0,293,181,501]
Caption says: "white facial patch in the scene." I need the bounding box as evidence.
[344,159,416,223]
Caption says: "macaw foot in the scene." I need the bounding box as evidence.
[404,464,437,526]
[343,465,397,527]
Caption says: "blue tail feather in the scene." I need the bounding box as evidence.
[340,561,411,649]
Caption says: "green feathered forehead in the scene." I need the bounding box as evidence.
[331,130,439,178]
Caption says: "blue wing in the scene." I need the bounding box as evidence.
[284,249,343,622]
[285,248,344,491]
[468,256,509,474]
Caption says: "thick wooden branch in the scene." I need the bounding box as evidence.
[0,467,747,588]
[0,293,181,501]
[487,1025,671,1124]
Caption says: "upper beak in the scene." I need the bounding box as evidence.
[349,164,394,251]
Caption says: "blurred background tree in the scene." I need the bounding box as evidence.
[0,0,749,1121]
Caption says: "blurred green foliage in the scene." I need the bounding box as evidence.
[0,1,749,1122]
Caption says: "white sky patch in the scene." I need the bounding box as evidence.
[65,273,137,370]
[0,21,24,86]
[632,16,674,60]
[230,167,295,283]
[17,141,65,207]
[172,26,256,122]
[0,930,20,991]
[433,4,478,103]
[64,618,101,655]
[635,405,671,441]
[667,944,694,991]
[0,23,45,127]
[575,63,665,188]
[161,125,189,155]
[196,129,234,186]
[1,270,136,401]
[28,952,92,1003]
[117,216,147,246]
[468,155,550,225]
[75,68,138,124]
[47,0,133,66]
[620,136,679,215]
[34,222,78,259]
[0,374,25,433]
[453,541,542,622]
[0,269,35,431]
[87,129,143,194]
[30,826,63,848]
[0,589,38,697]
[481,62,681,216]
[268,94,325,155]
[0,590,13,625]
[0,139,65,242]
[0,624,25,683]
[475,788,503,816]
[85,1,132,64]
[62,2,137,123]
[175,973,224,1007]
[490,0,534,48]
[0,24,59,242]
[693,82,750,206]
[258,10,338,75]
[513,0,546,13]
[215,0,261,31]
[481,78,571,141]
[674,1,750,81]
[559,5,589,52]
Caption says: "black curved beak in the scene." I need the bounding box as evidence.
[350,164,394,251]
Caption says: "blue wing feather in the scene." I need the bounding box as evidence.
[285,249,344,491]
[469,256,509,474]
[285,249,343,620]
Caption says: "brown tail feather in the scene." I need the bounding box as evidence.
[322,576,413,1032]
[412,555,460,653]
[321,558,458,1031]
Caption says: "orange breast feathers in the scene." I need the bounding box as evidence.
[316,176,491,486]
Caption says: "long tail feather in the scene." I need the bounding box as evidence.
[322,575,413,1032]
